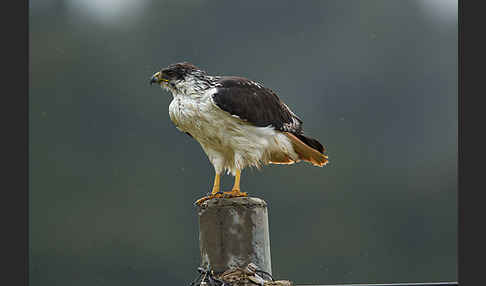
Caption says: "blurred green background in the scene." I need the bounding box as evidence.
[29,0,457,285]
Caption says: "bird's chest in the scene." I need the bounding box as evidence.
[168,95,211,133]
[168,94,232,150]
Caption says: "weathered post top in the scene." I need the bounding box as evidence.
[197,197,272,275]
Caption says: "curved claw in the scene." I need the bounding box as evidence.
[222,189,248,198]
[194,192,225,206]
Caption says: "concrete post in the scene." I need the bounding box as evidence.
[197,197,272,275]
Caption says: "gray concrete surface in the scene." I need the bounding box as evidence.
[197,197,272,275]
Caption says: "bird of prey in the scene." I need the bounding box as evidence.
[150,62,328,205]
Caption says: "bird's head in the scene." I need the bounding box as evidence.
[150,62,210,95]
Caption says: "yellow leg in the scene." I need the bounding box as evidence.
[195,173,223,205]
[233,169,241,191]
[223,169,248,198]
[211,173,221,194]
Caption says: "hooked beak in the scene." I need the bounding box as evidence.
[150,72,161,85]
[150,71,170,86]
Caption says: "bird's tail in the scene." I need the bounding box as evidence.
[284,132,328,167]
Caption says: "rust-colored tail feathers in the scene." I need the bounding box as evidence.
[284,132,328,167]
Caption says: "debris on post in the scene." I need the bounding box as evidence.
[189,262,293,286]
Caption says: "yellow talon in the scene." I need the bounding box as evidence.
[223,189,248,198]
[194,192,224,205]
[195,173,222,206]
[194,169,248,205]
[223,169,247,197]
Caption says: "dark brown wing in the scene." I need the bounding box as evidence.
[212,76,303,133]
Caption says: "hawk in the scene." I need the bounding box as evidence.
[150,62,328,205]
